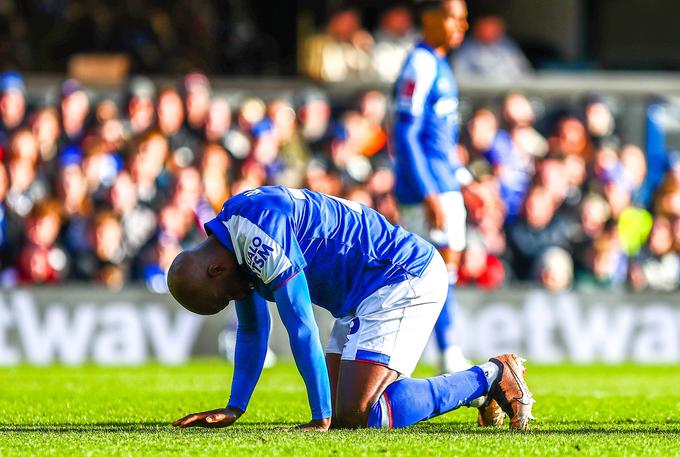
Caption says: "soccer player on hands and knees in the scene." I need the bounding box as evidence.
[168,186,534,431]
[392,0,479,373]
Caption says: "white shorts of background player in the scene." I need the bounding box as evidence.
[398,191,467,252]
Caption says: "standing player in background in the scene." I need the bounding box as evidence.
[392,0,476,372]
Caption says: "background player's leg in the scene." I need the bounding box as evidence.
[333,360,398,428]
[435,248,470,373]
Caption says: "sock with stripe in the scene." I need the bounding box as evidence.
[367,366,489,429]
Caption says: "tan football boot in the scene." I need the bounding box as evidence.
[477,397,505,427]
[487,354,535,430]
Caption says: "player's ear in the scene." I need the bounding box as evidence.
[207,263,225,278]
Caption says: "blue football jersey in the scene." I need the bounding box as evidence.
[392,42,462,204]
[204,186,435,318]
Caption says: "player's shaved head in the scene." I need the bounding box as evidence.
[167,235,253,315]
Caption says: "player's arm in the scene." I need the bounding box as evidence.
[172,293,271,429]
[228,292,271,412]
[272,270,332,431]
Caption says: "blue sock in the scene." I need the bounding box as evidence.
[433,284,456,351]
[367,366,488,429]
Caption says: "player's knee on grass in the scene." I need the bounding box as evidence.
[334,402,373,428]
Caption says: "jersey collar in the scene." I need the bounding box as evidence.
[204,217,235,253]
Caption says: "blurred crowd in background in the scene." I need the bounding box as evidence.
[2,69,680,293]
[1,2,539,79]
[302,6,531,82]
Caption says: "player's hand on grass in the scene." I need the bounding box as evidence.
[295,417,331,432]
[172,406,244,428]
[423,193,446,230]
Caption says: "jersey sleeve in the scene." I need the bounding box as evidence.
[394,50,438,117]
[205,208,306,290]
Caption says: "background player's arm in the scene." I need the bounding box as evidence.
[395,109,451,230]
[273,271,333,431]
[172,293,271,429]
[394,114,440,201]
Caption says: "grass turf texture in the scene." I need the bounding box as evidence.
[1,361,679,456]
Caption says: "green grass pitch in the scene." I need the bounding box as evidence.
[1,360,679,456]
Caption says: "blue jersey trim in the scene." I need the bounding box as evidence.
[204,217,235,252]
[355,349,391,366]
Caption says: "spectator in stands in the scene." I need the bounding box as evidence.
[654,152,680,219]
[295,89,331,153]
[457,230,505,290]
[109,171,157,257]
[548,115,591,159]
[157,87,198,163]
[125,76,156,139]
[467,107,531,221]
[583,95,619,149]
[18,200,68,284]
[171,166,215,232]
[9,128,40,166]
[6,153,47,218]
[451,14,531,80]
[302,8,374,82]
[620,144,651,208]
[538,157,582,217]
[32,107,61,183]
[358,91,389,165]
[59,79,90,148]
[571,193,611,284]
[502,92,548,159]
[182,72,211,138]
[536,246,573,292]
[204,97,231,145]
[372,5,416,82]
[630,216,680,291]
[0,72,28,149]
[131,130,172,210]
[507,183,572,280]
[56,157,93,280]
[269,98,311,187]
[90,211,128,289]
[588,221,628,289]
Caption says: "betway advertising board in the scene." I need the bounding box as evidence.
[0,287,679,365]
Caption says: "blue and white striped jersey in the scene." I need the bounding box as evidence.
[204,186,435,318]
[392,42,463,204]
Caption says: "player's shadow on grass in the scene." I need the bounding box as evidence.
[412,423,680,435]
[0,422,295,434]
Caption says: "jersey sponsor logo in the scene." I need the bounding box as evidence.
[224,215,293,284]
[400,79,416,99]
[434,97,458,117]
[246,236,274,275]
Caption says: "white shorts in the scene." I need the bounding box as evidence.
[399,191,467,251]
[325,253,448,376]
